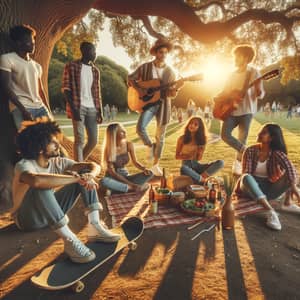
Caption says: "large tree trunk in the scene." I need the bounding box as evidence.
[0,0,94,210]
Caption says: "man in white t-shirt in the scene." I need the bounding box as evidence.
[12,120,120,263]
[62,42,103,162]
[0,25,51,129]
[219,45,265,175]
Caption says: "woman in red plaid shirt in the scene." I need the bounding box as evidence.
[235,123,300,230]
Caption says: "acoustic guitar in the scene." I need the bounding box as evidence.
[212,69,280,121]
[127,74,202,113]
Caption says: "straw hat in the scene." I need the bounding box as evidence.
[150,38,173,56]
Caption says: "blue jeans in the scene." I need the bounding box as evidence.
[136,103,167,161]
[181,160,224,183]
[238,173,290,201]
[101,168,153,193]
[221,114,253,160]
[72,106,98,161]
[14,183,101,231]
[12,106,50,130]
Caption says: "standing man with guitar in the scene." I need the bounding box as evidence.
[216,45,265,176]
[128,38,183,176]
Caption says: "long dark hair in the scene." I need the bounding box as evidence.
[264,123,287,154]
[183,117,207,146]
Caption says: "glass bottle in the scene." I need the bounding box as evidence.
[160,168,167,189]
[208,184,217,204]
[221,196,235,230]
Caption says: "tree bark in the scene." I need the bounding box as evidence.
[0,0,94,164]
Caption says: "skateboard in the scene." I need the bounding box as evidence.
[31,216,144,293]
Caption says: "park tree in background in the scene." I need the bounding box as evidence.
[0,0,299,166]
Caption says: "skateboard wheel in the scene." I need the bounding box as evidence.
[72,281,85,293]
[129,241,137,251]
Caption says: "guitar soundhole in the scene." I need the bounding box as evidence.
[141,94,154,102]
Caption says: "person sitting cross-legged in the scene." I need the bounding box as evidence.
[234,123,300,231]
[100,123,153,194]
[12,120,120,264]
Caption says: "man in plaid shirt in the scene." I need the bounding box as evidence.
[62,42,103,161]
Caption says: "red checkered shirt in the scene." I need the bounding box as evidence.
[242,144,298,184]
[62,60,102,119]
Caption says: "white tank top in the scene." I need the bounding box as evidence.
[254,160,268,178]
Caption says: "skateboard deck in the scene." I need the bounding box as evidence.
[31,216,144,292]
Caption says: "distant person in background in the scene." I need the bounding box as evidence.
[264,102,271,119]
[0,24,51,130]
[286,103,293,119]
[186,98,196,118]
[195,106,203,117]
[111,105,118,121]
[277,102,282,117]
[103,104,111,122]
[177,107,183,123]
[171,105,178,121]
[271,101,277,118]
[203,102,211,128]
[62,41,103,162]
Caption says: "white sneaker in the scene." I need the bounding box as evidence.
[64,237,96,263]
[266,210,282,231]
[281,203,300,214]
[232,160,242,176]
[88,222,121,243]
[151,164,163,177]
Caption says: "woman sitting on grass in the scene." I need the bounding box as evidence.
[101,123,153,193]
[235,123,300,231]
[176,116,224,183]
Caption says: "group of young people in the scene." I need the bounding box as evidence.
[1,24,299,264]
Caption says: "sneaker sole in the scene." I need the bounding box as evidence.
[69,252,96,263]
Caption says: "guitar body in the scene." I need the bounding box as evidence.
[213,90,243,121]
[128,79,162,113]
[212,69,280,121]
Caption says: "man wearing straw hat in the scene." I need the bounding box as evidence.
[128,38,183,176]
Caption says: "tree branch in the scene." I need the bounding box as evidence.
[94,0,300,43]
[131,16,165,39]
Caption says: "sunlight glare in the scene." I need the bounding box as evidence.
[200,55,233,94]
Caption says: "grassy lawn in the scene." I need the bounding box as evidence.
[55,112,300,177]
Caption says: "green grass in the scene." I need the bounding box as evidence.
[56,112,300,177]
[254,111,300,137]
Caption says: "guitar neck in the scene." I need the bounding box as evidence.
[153,78,184,92]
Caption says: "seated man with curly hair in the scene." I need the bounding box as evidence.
[11,120,120,263]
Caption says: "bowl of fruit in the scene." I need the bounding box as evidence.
[180,198,215,216]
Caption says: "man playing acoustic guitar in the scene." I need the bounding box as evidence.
[217,45,265,176]
[128,38,184,176]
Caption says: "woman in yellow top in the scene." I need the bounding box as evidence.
[176,117,224,183]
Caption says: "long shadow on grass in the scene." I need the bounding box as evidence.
[240,213,300,300]
[222,228,248,300]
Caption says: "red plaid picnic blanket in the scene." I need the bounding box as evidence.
[105,191,217,229]
[234,197,280,217]
[105,191,282,229]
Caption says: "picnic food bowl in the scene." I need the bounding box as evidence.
[187,185,208,199]
[169,191,186,206]
[180,198,215,216]
[154,188,171,204]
